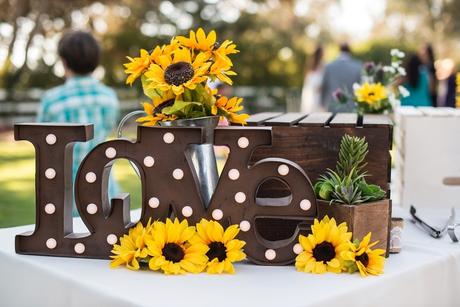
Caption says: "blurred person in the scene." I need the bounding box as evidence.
[301,46,325,113]
[37,31,120,215]
[435,58,457,108]
[419,43,438,106]
[400,54,431,107]
[320,43,361,112]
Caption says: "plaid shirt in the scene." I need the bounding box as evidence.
[37,76,120,202]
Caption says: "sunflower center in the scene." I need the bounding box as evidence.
[206,241,227,262]
[356,252,369,267]
[162,243,185,263]
[212,41,221,50]
[312,241,336,263]
[164,61,194,86]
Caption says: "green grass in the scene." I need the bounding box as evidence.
[0,134,142,228]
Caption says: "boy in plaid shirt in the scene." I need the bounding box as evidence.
[37,31,120,215]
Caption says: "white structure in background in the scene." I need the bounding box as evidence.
[395,106,460,208]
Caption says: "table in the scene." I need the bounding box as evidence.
[0,206,459,307]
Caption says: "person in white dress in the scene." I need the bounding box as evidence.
[301,46,325,113]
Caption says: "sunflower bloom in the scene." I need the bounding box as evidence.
[295,216,352,274]
[136,91,177,126]
[191,219,246,274]
[354,82,387,104]
[212,96,249,125]
[342,232,386,277]
[146,218,208,275]
[110,220,152,270]
[209,57,237,85]
[144,47,211,95]
[176,28,217,52]
[124,49,155,85]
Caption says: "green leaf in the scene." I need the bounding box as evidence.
[162,100,201,115]
[141,75,162,100]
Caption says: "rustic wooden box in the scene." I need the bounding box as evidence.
[246,112,393,241]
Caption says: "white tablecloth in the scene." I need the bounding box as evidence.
[0,206,459,307]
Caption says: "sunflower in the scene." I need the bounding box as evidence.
[295,216,352,274]
[212,96,249,125]
[354,82,387,104]
[209,57,236,85]
[191,219,246,274]
[110,220,152,270]
[146,218,208,275]
[342,232,386,277]
[144,47,211,95]
[136,90,177,126]
[124,49,154,85]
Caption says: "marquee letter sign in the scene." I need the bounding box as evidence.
[14,123,317,265]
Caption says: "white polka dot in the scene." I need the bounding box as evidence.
[234,192,246,204]
[237,137,249,148]
[86,203,98,215]
[182,206,193,217]
[212,209,223,220]
[163,132,175,144]
[143,156,155,167]
[45,168,56,179]
[293,243,303,255]
[44,203,55,214]
[85,172,97,183]
[300,199,312,211]
[265,249,276,260]
[240,220,251,232]
[107,234,118,245]
[74,243,85,254]
[105,147,116,159]
[45,134,57,145]
[278,164,289,176]
[173,168,184,180]
[148,197,160,208]
[46,238,57,249]
[228,169,240,180]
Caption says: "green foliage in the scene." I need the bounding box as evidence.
[314,134,386,205]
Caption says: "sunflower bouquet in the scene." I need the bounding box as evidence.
[333,48,409,114]
[123,28,249,126]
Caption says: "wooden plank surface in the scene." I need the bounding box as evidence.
[298,112,333,127]
[246,112,283,126]
[362,114,392,127]
[328,113,358,127]
[264,112,307,126]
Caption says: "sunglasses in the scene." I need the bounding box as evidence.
[410,206,459,243]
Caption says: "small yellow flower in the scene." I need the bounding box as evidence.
[123,49,153,85]
[146,218,208,275]
[191,219,246,274]
[110,220,152,270]
[176,28,217,52]
[354,82,387,104]
[212,96,249,125]
[209,57,237,85]
[295,216,352,274]
[342,232,386,277]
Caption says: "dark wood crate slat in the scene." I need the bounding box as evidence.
[362,114,392,127]
[246,112,283,126]
[298,112,333,127]
[329,113,358,127]
[264,112,308,126]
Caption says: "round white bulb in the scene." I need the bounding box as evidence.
[143,156,155,167]
[212,209,223,220]
[234,192,246,204]
[278,164,289,176]
[300,199,312,211]
[293,243,303,255]
[240,220,251,232]
[44,203,55,214]
[105,147,116,159]
[228,169,240,180]
[45,134,57,145]
[148,197,160,209]
[107,234,118,245]
[173,168,184,180]
[237,137,249,149]
[86,203,98,215]
[163,132,175,144]
[265,249,276,261]
[45,168,56,179]
[85,172,97,183]
[46,238,57,249]
[181,206,193,217]
[74,243,85,254]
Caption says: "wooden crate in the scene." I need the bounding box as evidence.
[395,106,460,208]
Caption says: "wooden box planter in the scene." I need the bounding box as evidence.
[317,199,392,256]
